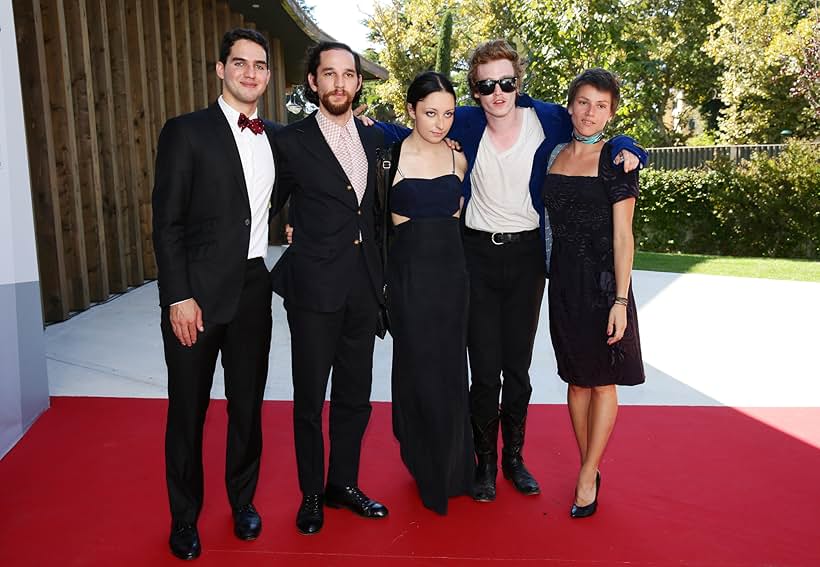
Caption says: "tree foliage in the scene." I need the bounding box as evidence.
[364,0,515,121]
[362,0,820,144]
[435,10,454,76]
[508,0,721,146]
[705,1,820,143]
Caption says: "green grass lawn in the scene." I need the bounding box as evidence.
[634,251,820,282]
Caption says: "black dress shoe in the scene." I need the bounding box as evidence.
[233,503,262,540]
[472,462,497,502]
[324,485,388,518]
[570,471,601,519]
[296,493,324,535]
[502,455,541,495]
[169,522,201,560]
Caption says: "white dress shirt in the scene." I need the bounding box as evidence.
[218,95,276,260]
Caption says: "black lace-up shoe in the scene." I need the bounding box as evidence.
[296,493,324,535]
[169,521,201,560]
[324,485,388,518]
[233,503,262,540]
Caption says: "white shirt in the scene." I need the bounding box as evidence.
[218,95,276,259]
[465,107,543,233]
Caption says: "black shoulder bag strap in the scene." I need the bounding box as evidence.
[376,140,402,272]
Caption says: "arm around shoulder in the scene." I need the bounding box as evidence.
[609,134,648,169]
[372,120,411,145]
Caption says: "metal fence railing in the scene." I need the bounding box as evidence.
[647,144,788,170]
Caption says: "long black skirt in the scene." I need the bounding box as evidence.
[387,218,473,515]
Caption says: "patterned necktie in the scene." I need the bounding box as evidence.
[238,113,264,135]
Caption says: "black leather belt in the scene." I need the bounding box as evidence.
[464,227,540,245]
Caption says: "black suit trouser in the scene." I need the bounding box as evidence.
[162,258,272,524]
[464,233,546,429]
[286,251,379,495]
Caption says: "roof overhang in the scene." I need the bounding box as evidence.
[232,0,388,84]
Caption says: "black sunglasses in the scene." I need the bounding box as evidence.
[473,76,517,96]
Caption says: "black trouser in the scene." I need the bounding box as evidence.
[162,258,272,525]
[464,230,546,434]
[286,251,379,495]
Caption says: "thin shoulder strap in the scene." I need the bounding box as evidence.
[451,147,456,174]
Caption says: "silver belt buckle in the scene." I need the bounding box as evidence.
[491,232,505,246]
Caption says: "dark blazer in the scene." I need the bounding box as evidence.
[270,111,385,313]
[152,102,280,324]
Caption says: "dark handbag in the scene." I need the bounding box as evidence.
[374,145,395,339]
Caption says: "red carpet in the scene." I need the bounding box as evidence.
[1,398,819,566]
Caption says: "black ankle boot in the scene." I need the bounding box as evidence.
[500,413,540,495]
[471,416,499,502]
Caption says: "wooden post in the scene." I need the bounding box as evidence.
[175,0,195,113]
[65,0,110,301]
[190,0,209,109]
[271,37,287,124]
[13,0,70,321]
[217,0,231,39]
[89,0,128,293]
[41,0,91,311]
[204,0,221,103]
[124,0,156,279]
[106,0,142,285]
[159,1,180,119]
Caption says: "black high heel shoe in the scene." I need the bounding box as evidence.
[570,471,601,519]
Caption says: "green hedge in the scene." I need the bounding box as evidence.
[636,141,820,259]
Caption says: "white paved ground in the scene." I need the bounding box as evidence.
[46,247,820,407]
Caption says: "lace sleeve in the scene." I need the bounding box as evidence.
[600,141,639,204]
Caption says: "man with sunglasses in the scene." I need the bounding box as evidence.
[369,39,646,504]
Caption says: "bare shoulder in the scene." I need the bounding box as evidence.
[454,149,468,177]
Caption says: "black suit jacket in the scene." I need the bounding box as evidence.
[270,111,385,312]
[152,102,280,324]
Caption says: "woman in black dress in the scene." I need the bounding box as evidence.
[386,72,473,515]
[542,69,645,518]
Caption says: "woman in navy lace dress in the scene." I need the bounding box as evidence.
[386,72,473,515]
[541,69,645,519]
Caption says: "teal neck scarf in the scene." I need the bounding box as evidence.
[572,129,605,144]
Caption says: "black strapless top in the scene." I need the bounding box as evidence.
[390,147,462,219]
[390,175,462,219]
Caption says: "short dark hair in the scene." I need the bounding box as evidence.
[219,28,269,65]
[406,71,456,109]
[302,41,363,107]
[567,68,621,112]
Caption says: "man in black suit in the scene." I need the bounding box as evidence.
[270,42,388,535]
[152,28,278,560]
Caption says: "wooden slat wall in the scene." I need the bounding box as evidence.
[13,0,70,320]
[12,0,288,322]
[65,0,110,302]
[89,0,127,293]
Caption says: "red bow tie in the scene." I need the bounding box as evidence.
[238,113,264,135]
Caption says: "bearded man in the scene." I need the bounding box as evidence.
[269,42,388,535]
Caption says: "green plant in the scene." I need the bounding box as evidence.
[636,141,820,258]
